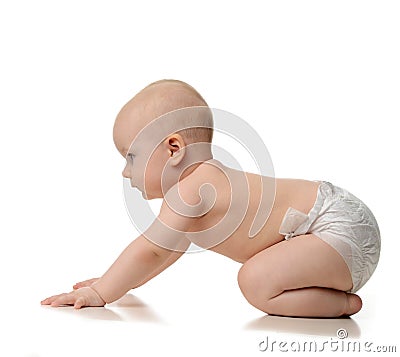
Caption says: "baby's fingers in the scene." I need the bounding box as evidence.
[48,293,77,307]
[41,287,103,309]
[41,293,67,306]
[73,278,99,290]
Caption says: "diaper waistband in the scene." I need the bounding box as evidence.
[278,181,329,240]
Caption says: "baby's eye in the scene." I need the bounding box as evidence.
[127,153,135,163]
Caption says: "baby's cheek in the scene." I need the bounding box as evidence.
[143,167,158,189]
[129,164,144,189]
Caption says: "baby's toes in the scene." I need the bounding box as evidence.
[344,293,363,316]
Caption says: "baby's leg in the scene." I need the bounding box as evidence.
[238,234,362,317]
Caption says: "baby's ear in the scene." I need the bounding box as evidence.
[165,134,186,166]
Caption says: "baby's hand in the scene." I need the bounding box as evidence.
[41,286,105,309]
[73,277,99,290]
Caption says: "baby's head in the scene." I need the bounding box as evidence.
[113,79,214,199]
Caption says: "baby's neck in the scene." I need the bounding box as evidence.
[178,156,214,182]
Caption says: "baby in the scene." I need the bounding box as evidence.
[41,79,381,318]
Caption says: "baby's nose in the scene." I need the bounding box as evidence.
[122,164,130,178]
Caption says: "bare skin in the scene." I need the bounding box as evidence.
[41,81,362,317]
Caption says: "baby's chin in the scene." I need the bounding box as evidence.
[141,191,158,200]
[130,184,154,200]
[136,184,163,200]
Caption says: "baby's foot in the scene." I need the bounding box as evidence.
[343,293,363,316]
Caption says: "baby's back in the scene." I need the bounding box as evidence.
[185,160,320,262]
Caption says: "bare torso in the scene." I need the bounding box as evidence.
[186,159,320,263]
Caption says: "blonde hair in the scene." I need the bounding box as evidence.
[142,79,214,143]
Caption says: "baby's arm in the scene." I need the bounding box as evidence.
[41,198,193,308]
[72,249,183,290]
[91,234,189,303]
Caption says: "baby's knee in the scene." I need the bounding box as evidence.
[237,264,279,313]
[237,263,274,305]
[237,264,257,306]
[237,264,251,294]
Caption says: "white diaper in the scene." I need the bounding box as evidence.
[278,181,381,293]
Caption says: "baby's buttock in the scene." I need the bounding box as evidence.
[276,180,381,292]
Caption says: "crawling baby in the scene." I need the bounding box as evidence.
[41,79,381,317]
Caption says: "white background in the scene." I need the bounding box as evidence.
[1,1,399,356]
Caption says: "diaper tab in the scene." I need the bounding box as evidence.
[279,207,310,240]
